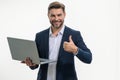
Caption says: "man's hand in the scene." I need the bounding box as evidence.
[63,35,78,54]
[21,57,38,67]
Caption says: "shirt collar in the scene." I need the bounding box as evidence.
[49,25,65,36]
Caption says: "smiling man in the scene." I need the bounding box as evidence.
[23,1,92,80]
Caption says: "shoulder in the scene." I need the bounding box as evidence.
[36,28,49,37]
[64,26,83,42]
[65,26,81,35]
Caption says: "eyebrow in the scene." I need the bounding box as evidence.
[50,13,62,16]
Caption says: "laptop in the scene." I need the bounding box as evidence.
[7,37,56,64]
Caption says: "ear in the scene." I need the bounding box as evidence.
[47,12,49,17]
[47,12,50,19]
[64,12,66,17]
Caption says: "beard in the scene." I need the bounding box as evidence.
[50,20,64,29]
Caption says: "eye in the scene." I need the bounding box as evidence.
[57,14,62,17]
[51,14,55,17]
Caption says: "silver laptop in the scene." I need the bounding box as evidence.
[7,37,56,64]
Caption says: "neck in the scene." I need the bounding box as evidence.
[51,26,63,36]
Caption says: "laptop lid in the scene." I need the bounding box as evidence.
[7,37,41,64]
[7,37,56,64]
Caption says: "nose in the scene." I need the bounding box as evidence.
[55,16,59,21]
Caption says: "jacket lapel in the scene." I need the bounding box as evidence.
[44,28,50,59]
[57,26,69,60]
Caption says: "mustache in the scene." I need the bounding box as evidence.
[52,20,61,22]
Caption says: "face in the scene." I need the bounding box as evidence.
[48,8,66,29]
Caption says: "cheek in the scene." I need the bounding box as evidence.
[49,17,55,21]
[49,17,64,22]
[49,18,53,23]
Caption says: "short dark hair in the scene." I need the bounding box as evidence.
[48,1,65,13]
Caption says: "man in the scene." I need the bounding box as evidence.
[23,1,92,80]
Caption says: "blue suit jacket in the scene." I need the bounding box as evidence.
[31,26,92,80]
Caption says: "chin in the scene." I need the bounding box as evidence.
[52,22,63,29]
[52,24,61,28]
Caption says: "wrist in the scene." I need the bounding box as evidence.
[73,46,78,54]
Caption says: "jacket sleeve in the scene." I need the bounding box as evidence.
[29,65,39,70]
[75,32,92,64]
[29,33,40,70]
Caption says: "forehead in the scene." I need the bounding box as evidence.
[48,8,64,15]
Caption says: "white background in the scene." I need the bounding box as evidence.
[0,0,119,80]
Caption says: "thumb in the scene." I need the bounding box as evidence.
[69,35,73,42]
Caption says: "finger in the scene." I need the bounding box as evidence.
[26,57,33,66]
[64,41,69,44]
[69,35,73,43]
[63,41,69,48]
[21,61,25,63]
[26,57,31,61]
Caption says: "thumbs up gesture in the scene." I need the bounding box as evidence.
[63,35,78,54]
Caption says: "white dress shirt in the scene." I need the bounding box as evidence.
[47,25,65,80]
